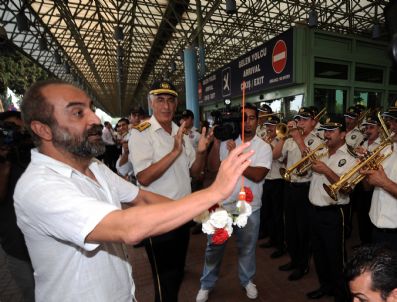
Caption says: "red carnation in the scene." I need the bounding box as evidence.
[211,228,229,245]
[244,187,253,203]
[208,203,220,212]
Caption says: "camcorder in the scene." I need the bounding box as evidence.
[211,109,241,141]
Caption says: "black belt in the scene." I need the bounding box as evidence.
[312,204,347,211]
[375,227,397,234]
[288,181,310,188]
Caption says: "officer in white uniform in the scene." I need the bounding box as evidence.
[256,104,272,139]
[129,80,211,302]
[306,116,357,301]
[363,104,397,251]
[344,105,366,238]
[344,106,365,149]
[259,115,286,258]
[354,115,383,244]
[274,107,324,281]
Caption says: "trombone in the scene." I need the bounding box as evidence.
[323,113,394,201]
[279,142,327,181]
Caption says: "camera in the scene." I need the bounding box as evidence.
[211,109,241,141]
[0,120,32,163]
[0,121,23,147]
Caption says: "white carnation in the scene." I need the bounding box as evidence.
[225,218,234,236]
[209,208,230,229]
[234,214,248,228]
[202,220,215,234]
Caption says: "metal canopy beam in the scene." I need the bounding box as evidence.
[0,0,392,116]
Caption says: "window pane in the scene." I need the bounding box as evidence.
[315,62,348,80]
[390,69,397,85]
[260,94,303,120]
[388,92,397,107]
[354,91,382,109]
[355,66,383,83]
[314,88,347,116]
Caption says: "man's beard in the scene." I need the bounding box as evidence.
[51,123,106,158]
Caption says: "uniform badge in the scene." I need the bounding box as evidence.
[351,135,357,140]
[338,159,346,167]
[132,121,151,132]
[308,139,314,146]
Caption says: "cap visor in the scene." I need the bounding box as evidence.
[293,114,311,120]
[150,88,178,97]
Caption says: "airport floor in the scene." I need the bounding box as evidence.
[130,225,360,302]
[0,221,360,302]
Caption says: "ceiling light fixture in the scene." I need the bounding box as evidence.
[225,0,237,15]
[308,9,318,28]
[372,23,381,39]
[114,26,124,41]
[64,61,70,74]
[54,50,62,64]
[16,10,29,32]
[38,36,47,51]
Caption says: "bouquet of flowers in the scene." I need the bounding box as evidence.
[194,187,253,245]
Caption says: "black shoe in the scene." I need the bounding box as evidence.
[270,249,286,259]
[288,267,309,281]
[259,241,274,248]
[306,289,326,299]
[278,261,295,271]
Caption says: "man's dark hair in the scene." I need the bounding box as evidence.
[21,79,69,146]
[117,117,129,125]
[241,103,259,118]
[345,245,397,300]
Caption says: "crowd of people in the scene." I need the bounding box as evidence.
[1,78,397,302]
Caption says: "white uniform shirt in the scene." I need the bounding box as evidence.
[369,143,397,229]
[281,131,324,183]
[363,137,381,153]
[220,135,272,213]
[102,126,115,145]
[345,127,364,148]
[14,149,139,302]
[309,144,357,206]
[265,137,285,180]
[129,115,196,199]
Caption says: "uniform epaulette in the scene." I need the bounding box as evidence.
[132,121,151,132]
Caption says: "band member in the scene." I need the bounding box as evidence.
[273,107,324,281]
[362,104,397,251]
[306,116,357,301]
[354,115,383,245]
[344,105,366,149]
[259,115,286,258]
[256,104,272,139]
[344,105,366,238]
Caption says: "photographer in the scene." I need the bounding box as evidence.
[0,111,35,302]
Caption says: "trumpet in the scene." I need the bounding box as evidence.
[323,113,394,201]
[280,142,327,181]
[275,123,289,140]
